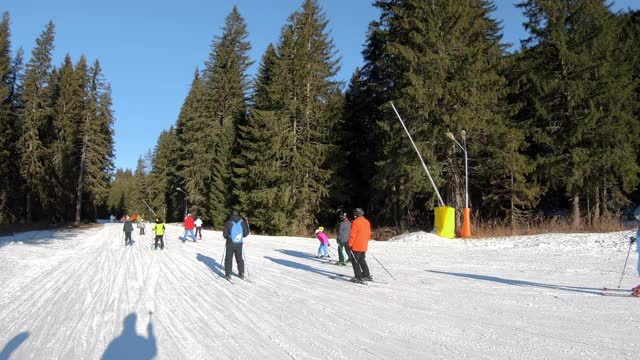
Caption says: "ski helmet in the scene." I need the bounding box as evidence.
[231,209,239,217]
[354,208,364,217]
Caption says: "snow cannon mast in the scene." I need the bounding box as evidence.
[390,101,454,239]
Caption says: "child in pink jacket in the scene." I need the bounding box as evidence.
[315,227,330,258]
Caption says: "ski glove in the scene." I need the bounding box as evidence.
[631,236,636,244]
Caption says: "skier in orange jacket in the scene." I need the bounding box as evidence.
[348,208,372,283]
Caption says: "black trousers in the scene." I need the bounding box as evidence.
[154,235,164,249]
[195,227,202,238]
[351,251,370,279]
[124,232,132,244]
[224,243,245,276]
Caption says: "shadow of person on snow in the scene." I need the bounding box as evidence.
[265,256,346,279]
[196,253,225,277]
[427,270,603,295]
[102,312,157,360]
[275,249,330,262]
[0,331,29,360]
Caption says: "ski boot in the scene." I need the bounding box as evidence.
[634,288,640,297]
[364,276,374,282]
[349,277,365,284]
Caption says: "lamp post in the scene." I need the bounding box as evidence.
[176,187,188,217]
[446,130,471,237]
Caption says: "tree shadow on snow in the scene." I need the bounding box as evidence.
[427,270,603,295]
[102,312,157,360]
[0,331,29,360]
[0,229,80,248]
[265,256,346,279]
[196,253,225,277]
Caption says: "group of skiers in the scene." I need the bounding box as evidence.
[121,215,165,249]
[315,208,373,284]
[181,213,203,242]
[119,206,372,284]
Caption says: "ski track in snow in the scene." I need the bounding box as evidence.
[0,225,639,359]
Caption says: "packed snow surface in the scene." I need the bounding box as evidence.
[1,224,639,359]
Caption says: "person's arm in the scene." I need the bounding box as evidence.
[243,220,250,237]
[223,221,230,241]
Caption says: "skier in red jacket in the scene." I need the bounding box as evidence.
[182,213,197,242]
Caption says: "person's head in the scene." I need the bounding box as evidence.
[354,208,364,218]
[231,209,239,217]
[340,212,348,221]
[126,215,130,220]
[187,213,192,217]
[155,218,159,223]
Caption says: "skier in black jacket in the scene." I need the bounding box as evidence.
[222,210,250,280]
[123,216,134,245]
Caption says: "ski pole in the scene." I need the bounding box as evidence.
[617,239,633,288]
[219,243,226,279]
[243,245,249,278]
[372,253,395,280]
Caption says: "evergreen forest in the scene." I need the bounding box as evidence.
[2,1,640,236]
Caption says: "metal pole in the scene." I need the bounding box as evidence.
[142,199,157,218]
[463,138,469,209]
[390,102,445,207]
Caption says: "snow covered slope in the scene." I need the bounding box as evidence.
[0,224,638,359]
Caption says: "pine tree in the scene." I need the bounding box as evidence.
[18,21,55,222]
[175,69,209,218]
[203,6,252,227]
[75,59,114,224]
[50,54,84,220]
[518,0,639,227]
[148,127,180,222]
[361,0,518,229]
[0,12,18,223]
[338,68,379,216]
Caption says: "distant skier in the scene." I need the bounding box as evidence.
[123,216,134,245]
[152,218,165,250]
[222,209,250,280]
[348,208,372,283]
[182,213,197,242]
[195,216,203,240]
[315,227,330,258]
[336,213,351,265]
[139,219,145,235]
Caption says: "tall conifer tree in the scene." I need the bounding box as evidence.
[75,59,114,223]
[362,0,518,228]
[0,12,17,222]
[203,6,252,226]
[518,0,639,227]
[18,21,55,222]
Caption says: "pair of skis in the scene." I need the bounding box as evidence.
[602,287,638,297]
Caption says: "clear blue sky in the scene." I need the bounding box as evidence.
[3,0,638,171]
